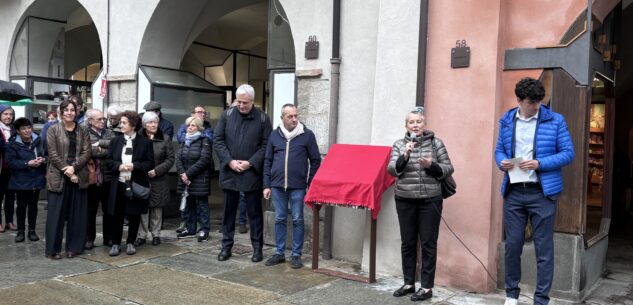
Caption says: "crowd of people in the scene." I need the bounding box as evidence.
[0,84,321,269]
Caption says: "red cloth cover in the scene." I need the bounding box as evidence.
[304,144,395,220]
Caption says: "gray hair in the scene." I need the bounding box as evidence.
[236,84,255,101]
[107,105,123,116]
[281,103,296,116]
[142,111,159,127]
[85,109,102,121]
[405,107,425,124]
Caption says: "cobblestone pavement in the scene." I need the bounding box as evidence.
[0,201,630,305]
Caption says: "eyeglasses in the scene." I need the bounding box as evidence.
[93,118,106,121]
[412,106,424,113]
[193,111,207,115]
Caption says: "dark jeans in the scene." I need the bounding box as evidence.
[221,189,263,251]
[504,184,556,305]
[395,196,443,288]
[15,189,39,231]
[111,182,141,245]
[185,195,210,234]
[0,170,15,224]
[87,182,111,243]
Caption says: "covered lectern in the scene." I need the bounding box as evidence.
[304,144,395,283]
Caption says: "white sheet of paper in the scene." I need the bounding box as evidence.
[507,157,531,183]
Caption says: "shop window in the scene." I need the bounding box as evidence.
[585,74,614,244]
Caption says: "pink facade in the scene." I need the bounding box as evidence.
[425,0,585,292]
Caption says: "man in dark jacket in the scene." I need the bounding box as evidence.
[262,104,320,269]
[213,84,272,262]
[495,78,574,305]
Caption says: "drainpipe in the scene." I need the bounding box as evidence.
[106,0,110,106]
[323,0,341,260]
[416,0,429,107]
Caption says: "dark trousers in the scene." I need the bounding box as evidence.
[395,196,443,288]
[45,183,87,256]
[504,184,556,305]
[221,189,263,251]
[15,189,39,231]
[87,182,111,243]
[0,170,15,224]
[111,182,141,245]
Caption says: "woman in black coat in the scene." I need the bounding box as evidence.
[6,118,46,243]
[107,111,154,256]
[176,116,212,242]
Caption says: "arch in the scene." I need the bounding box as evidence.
[4,0,106,80]
[137,0,262,70]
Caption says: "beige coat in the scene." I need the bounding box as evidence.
[46,122,91,192]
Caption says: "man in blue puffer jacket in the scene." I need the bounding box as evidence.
[495,77,574,305]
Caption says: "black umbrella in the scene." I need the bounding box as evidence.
[0,80,32,102]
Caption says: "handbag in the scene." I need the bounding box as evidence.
[131,181,150,200]
[87,159,97,185]
[432,138,457,199]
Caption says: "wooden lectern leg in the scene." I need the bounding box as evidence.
[312,204,321,270]
[369,217,376,283]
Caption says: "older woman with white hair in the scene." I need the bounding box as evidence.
[176,116,212,242]
[135,111,174,246]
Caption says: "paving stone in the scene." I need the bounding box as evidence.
[213,260,336,295]
[0,256,111,288]
[80,242,187,267]
[0,279,125,305]
[149,252,245,276]
[64,263,278,305]
[282,279,414,305]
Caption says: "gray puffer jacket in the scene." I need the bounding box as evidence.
[387,130,454,199]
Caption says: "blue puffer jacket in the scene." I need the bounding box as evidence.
[6,132,47,190]
[495,105,574,197]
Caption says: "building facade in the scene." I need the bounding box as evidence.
[1,0,631,301]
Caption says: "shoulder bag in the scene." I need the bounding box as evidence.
[432,138,457,199]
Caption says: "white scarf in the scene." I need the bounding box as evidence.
[279,122,304,141]
[0,122,10,143]
[119,132,136,182]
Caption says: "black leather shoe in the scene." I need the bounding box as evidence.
[27,231,40,242]
[15,231,25,243]
[152,237,161,246]
[251,249,263,262]
[134,238,146,247]
[218,250,232,261]
[410,288,432,301]
[393,285,415,297]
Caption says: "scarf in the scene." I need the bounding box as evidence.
[279,122,304,141]
[0,122,10,143]
[185,131,202,147]
[119,132,136,182]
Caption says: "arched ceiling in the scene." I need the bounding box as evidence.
[137,0,266,69]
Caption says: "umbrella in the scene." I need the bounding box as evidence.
[0,80,33,105]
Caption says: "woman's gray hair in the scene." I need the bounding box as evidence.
[236,84,255,101]
[107,105,123,116]
[142,111,159,126]
[405,107,425,124]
